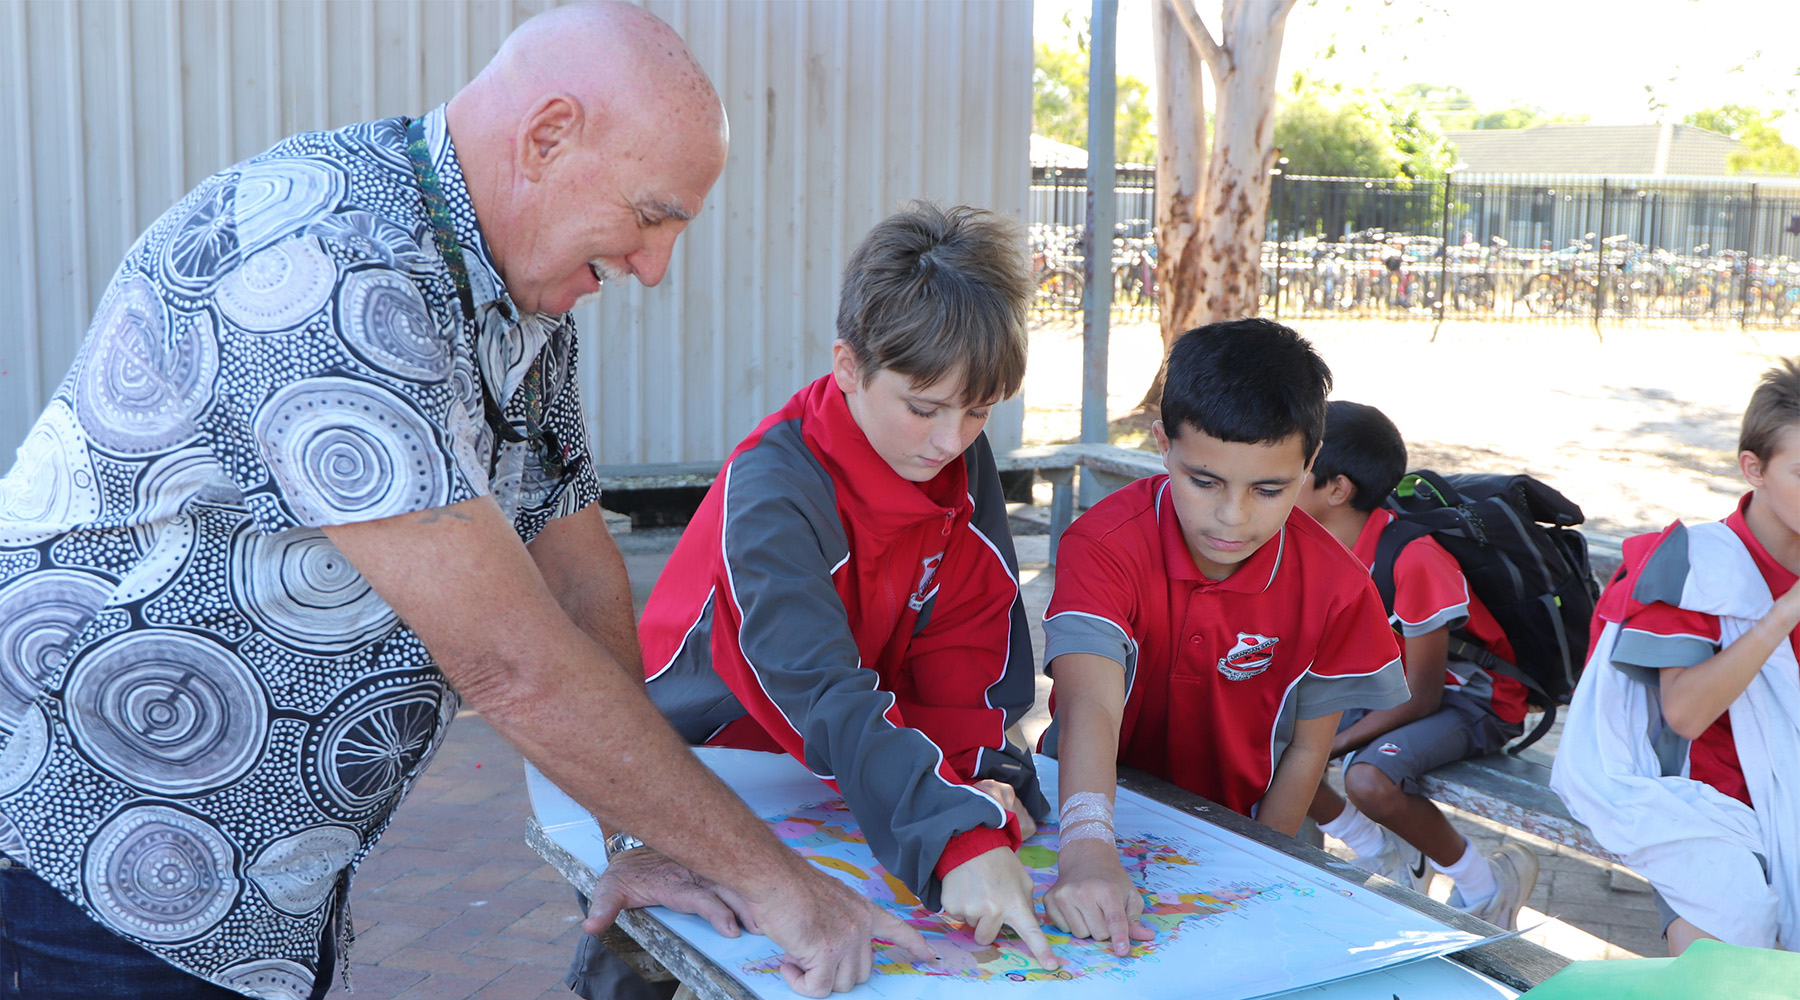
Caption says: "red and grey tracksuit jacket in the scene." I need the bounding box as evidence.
[640,375,1046,910]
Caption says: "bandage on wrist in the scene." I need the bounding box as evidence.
[1059,818,1115,847]
[1058,791,1116,847]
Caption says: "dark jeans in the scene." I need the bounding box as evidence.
[0,854,334,1000]
[566,890,677,1000]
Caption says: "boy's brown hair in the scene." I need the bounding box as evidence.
[834,202,1029,406]
[1740,358,1800,461]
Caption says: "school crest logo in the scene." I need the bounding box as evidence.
[1217,631,1279,681]
[907,551,944,611]
[1376,742,1403,756]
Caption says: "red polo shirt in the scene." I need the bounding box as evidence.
[1041,475,1406,815]
[1350,509,1529,724]
[1602,493,1790,808]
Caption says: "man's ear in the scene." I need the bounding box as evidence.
[1328,474,1357,509]
[518,93,583,183]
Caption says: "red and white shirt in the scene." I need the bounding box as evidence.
[1351,509,1529,724]
[1040,476,1406,815]
[1601,493,1790,808]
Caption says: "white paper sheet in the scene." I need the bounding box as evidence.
[527,750,1515,1000]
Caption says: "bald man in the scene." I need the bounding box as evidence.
[0,4,927,999]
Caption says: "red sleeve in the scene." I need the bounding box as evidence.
[1043,521,1141,651]
[1314,574,1405,680]
[1390,536,1471,638]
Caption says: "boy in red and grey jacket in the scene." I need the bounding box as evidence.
[639,203,1056,966]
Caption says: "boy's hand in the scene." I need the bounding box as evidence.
[1769,577,1800,634]
[974,778,1037,841]
[1042,840,1155,956]
[940,847,1060,970]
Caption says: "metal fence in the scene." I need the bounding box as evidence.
[1028,169,1800,327]
[1029,164,1157,321]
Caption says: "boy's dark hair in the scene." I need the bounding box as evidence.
[835,202,1029,406]
[1311,401,1407,513]
[1740,358,1800,462]
[1160,318,1332,458]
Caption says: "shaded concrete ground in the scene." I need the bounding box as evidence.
[1023,317,1800,539]
[331,317,1789,993]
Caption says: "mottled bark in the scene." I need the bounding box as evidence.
[1143,0,1296,414]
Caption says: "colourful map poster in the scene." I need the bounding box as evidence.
[527,750,1514,1000]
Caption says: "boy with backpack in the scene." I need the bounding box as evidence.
[1295,401,1540,931]
[633,202,1059,969]
[1038,320,1408,953]
[1553,360,1800,954]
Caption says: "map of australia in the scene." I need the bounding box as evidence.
[742,798,1357,984]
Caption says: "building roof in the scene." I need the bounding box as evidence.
[1446,123,1742,176]
[1031,133,1088,168]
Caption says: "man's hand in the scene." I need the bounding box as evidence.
[582,846,759,938]
[748,867,938,997]
[974,779,1037,841]
[939,847,1059,970]
[1041,840,1154,956]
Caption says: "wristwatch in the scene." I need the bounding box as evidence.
[603,831,645,857]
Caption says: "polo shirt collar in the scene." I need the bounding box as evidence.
[1350,506,1395,567]
[1154,475,1286,593]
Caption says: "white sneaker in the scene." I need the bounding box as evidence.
[1448,843,1539,931]
[1361,828,1431,894]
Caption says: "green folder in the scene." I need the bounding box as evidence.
[1524,939,1800,998]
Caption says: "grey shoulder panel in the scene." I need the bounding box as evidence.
[1633,523,1690,608]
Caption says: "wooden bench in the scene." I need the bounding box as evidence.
[596,443,1165,566]
[1415,746,1623,864]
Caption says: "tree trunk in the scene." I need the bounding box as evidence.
[1142,0,1209,413]
[1196,0,1290,322]
[1141,0,1296,414]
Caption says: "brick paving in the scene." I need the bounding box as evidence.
[329,518,1667,997]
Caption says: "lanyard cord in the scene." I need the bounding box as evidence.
[402,116,534,448]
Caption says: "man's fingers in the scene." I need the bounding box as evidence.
[970,912,1003,946]
[712,882,761,935]
[580,886,627,936]
[1129,918,1157,942]
[689,891,743,938]
[779,957,830,999]
[871,908,937,964]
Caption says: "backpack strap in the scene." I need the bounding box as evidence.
[1398,469,1466,508]
[1370,517,1435,616]
[1446,635,1558,754]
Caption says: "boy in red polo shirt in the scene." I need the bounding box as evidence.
[635,203,1057,969]
[1038,319,1407,952]
[1295,401,1539,931]
[1553,359,1800,955]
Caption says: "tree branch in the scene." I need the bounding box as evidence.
[1164,0,1227,83]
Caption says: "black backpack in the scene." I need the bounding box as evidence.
[1371,471,1601,754]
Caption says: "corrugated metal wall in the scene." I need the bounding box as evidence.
[0,0,1032,467]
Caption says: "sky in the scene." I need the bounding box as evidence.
[1036,0,1800,139]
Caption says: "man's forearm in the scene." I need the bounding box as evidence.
[529,504,645,676]
[477,620,805,900]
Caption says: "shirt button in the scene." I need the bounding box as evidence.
[1189,635,1202,645]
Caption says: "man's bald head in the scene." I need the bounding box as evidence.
[471,2,725,147]
[448,1,728,315]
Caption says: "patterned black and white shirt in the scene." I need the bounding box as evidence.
[0,106,600,998]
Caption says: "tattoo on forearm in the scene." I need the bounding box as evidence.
[414,507,474,525]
